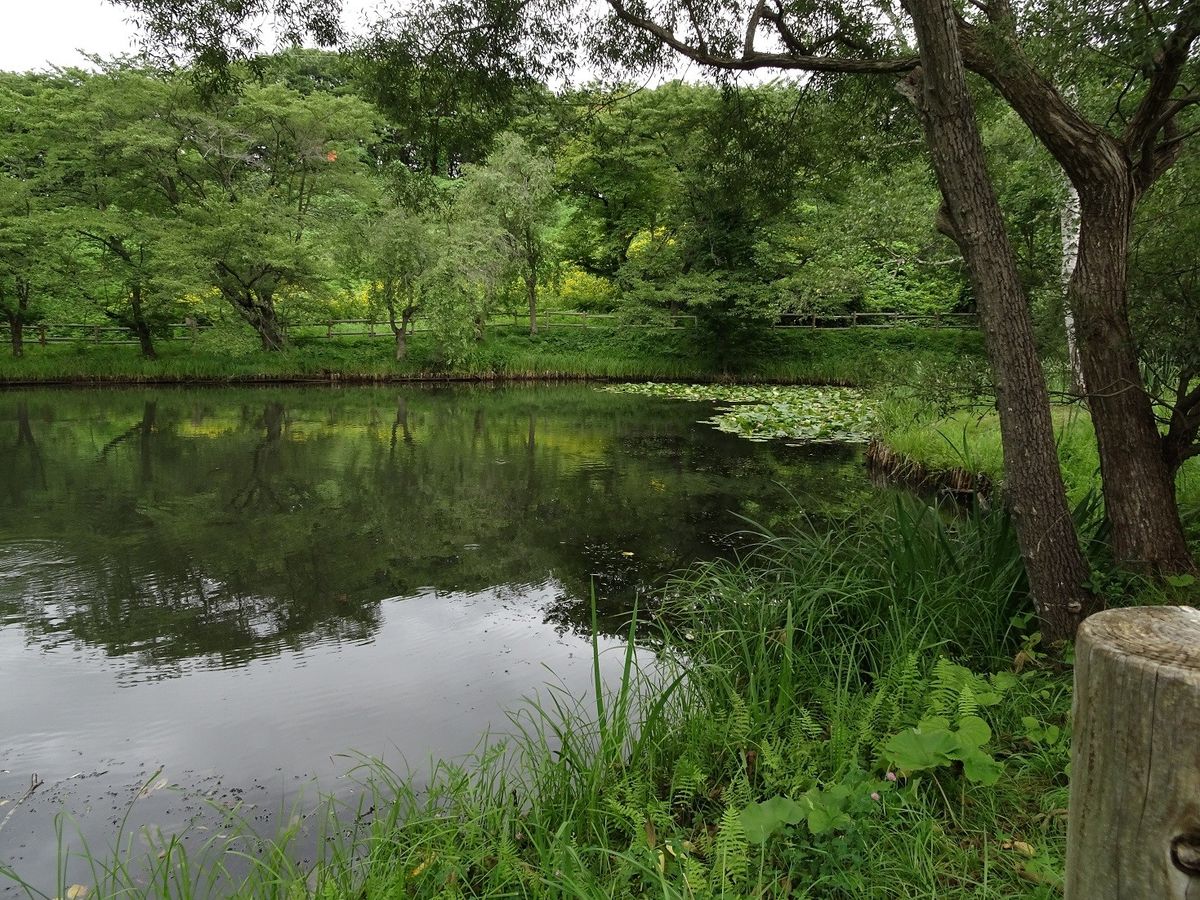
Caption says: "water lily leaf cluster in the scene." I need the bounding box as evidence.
[603,383,875,444]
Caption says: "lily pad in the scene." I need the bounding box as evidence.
[603,383,874,444]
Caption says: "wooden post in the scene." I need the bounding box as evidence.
[39,324,47,346]
[1066,606,1200,899]
[186,317,199,341]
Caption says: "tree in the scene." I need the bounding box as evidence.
[47,67,193,359]
[581,0,1199,574]
[0,74,64,358]
[350,196,438,360]
[457,133,558,335]
[423,207,511,360]
[161,80,379,349]
[899,0,1098,638]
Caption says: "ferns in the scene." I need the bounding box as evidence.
[712,804,749,891]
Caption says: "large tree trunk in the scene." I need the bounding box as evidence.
[8,315,22,358]
[526,269,538,336]
[134,322,157,360]
[253,299,286,351]
[130,287,158,360]
[905,0,1097,642]
[1071,181,1196,573]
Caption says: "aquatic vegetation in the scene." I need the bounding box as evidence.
[604,382,876,443]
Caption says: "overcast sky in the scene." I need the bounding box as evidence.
[2,0,141,71]
[0,0,391,73]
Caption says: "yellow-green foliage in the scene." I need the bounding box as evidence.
[555,266,615,310]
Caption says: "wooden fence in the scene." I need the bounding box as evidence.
[1,310,977,347]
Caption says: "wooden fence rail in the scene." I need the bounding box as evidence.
[0,310,978,347]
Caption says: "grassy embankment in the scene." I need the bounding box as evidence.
[873,391,1200,533]
[0,326,982,386]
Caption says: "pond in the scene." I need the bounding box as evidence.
[0,384,875,887]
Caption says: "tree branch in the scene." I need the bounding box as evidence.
[604,0,917,74]
[1124,0,1200,154]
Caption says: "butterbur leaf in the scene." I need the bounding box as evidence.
[884,725,957,772]
[807,804,835,835]
[741,796,805,844]
[954,715,991,749]
[960,748,1003,785]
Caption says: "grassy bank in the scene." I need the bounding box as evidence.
[0,326,983,387]
[873,395,1200,531]
[16,499,1175,900]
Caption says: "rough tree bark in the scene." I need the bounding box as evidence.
[1071,176,1195,572]
[902,0,1098,641]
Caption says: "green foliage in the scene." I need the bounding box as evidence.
[604,382,875,443]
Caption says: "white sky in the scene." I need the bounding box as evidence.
[2,0,141,72]
[0,0,389,73]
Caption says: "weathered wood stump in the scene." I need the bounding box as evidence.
[1066,605,1200,899]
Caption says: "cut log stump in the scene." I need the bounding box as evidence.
[1066,606,1200,899]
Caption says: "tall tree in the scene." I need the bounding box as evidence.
[160,80,379,349]
[585,0,1199,573]
[0,74,63,358]
[898,0,1098,638]
[457,133,558,335]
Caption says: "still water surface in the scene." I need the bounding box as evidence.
[0,384,872,883]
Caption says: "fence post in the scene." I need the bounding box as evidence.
[93,325,101,344]
[1065,606,1200,899]
[186,317,199,341]
[39,324,47,346]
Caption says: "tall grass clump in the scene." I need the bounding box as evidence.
[7,500,1088,899]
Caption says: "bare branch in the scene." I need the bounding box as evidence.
[1124,0,1200,154]
[743,0,767,57]
[604,0,917,74]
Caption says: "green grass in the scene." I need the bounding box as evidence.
[0,326,984,387]
[874,393,1200,529]
[12,497,1178,900]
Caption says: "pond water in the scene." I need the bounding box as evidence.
[0,384,873,887]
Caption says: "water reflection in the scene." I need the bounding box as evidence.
[0,385,868,670]
[0,384,874,888]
